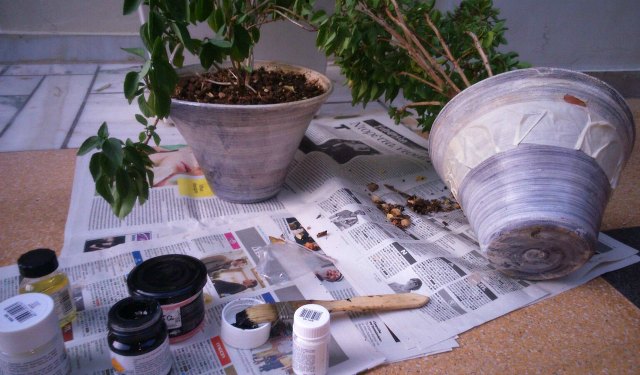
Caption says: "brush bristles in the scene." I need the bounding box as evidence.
[243,304,280,325]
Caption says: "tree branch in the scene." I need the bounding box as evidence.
[424,13,471,87]
[357,4,445,93]
[143,118,161,145]
[398,72,441,92]
[270,7,317,31]
[466,31,493,77]
[398,101,442,113]
[387,0,461,95]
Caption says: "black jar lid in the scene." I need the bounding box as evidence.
[17,248,59,278]
[127,254,207,305]
[108,297,164,335]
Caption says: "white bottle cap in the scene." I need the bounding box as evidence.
[221,298,272,349]
[0,293,60,354]
[293,304,330,339]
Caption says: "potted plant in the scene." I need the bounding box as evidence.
[316,0,527,131]
[78,0,332,218]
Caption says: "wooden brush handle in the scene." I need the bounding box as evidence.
[296,293,429,313]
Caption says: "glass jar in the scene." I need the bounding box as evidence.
[108,297,173,375]
[18,248,76,327]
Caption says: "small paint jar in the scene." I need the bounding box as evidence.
[0,293,71,375]
[107,297,172,375]
[292,304,331,375]
[17,248,77,327]
[127,254,207,344]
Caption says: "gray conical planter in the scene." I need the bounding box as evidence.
[169,61,332,203]
[429,68,635,280]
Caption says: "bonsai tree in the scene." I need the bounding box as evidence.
[77,0,327,218]
[317,0,527,131]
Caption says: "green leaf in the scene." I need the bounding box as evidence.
[123,0,143,15]
[95,175,114,204]
[140,24,152,51]
[152,132,161,146]
[311,10,328,25]
[195,0,213,22]
[124,71,140,102]
[139,59,151,77]
[102,138,124,168]
[77,136,100,156]
[483,31,495,49]
[147,10,164,43]
[199,43,217,69]
[115,190,137,219]
[230,24,251,60]
[121,47,146,59]
[137,95,154,117]
[166,0,188,20]
[124,147,146,171]
[140,181,149,205]
[89,153,102,181]
[136,143,157,156]
[250,27,260,45]
[146,169,155,187]
[316,25,328,47]
[170,23,194,52]
[130,169,146,205]
[208,8,225,32]
[151,59,178,96]
[150,37,168,62]
[97,122,109,139]
[115,168,131,198]
[173,52,185,68]
[208,39,232,49]
[135,114,148,126]
[148,90,171,118]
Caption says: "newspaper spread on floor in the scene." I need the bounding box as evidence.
[49,110,639,372]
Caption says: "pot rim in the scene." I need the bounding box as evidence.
[171,60,334,110]
[432,67,635,140]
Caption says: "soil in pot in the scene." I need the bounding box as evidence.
[173,67,326,105]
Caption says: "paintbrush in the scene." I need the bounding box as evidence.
[234,293,428,328]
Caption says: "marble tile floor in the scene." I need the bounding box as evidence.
[0,62,373,152]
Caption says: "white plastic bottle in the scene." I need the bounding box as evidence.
[0,293,71,375]
[292,304,331,375]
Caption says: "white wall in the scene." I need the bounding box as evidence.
[0,0,139,35]
[1,0,638,71]
[437,0,640,71]
[494,0,640,71]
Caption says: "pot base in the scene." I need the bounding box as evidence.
[484,222,595,280]
[458,144,611,280]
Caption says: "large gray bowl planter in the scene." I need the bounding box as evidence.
[429,68,635,280]
[170,62,332,203]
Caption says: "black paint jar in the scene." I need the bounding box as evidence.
[107,297,172,375]
[127,254,207,344]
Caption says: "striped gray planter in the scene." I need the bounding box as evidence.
[170,62,332,203]
[429,68,635,280]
